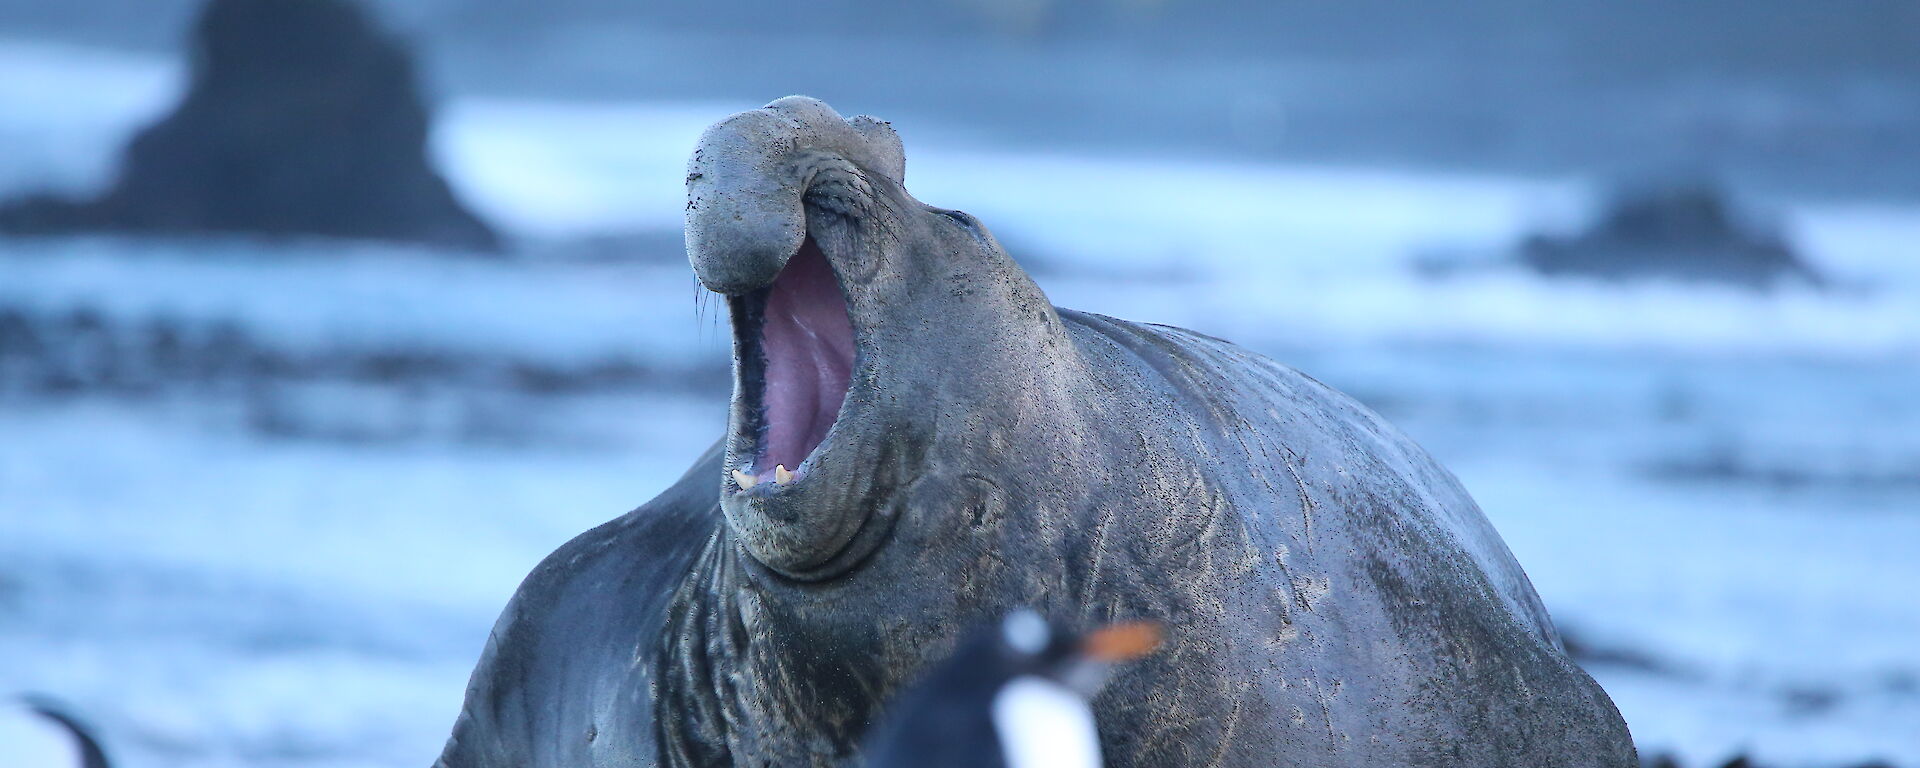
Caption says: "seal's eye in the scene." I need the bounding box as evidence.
[938,209,979,228]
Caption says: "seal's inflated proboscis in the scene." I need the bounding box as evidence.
[434,97,1635,768]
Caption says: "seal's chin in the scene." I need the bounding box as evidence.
[728,233,856,491]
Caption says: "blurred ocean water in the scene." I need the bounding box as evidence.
[1,39,1917,768]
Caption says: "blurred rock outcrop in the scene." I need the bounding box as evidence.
[1521,180,1818,290]
[1641,754,1896,768]
[0,0,499,251]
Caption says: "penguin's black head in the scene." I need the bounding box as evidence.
[862,611,1162,768]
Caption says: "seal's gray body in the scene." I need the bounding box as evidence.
[435,98,1634,768]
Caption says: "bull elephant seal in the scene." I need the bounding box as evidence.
[434,97,1635,768]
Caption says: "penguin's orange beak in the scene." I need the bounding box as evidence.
[1081,621,1163,662]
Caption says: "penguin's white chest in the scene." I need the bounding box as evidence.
[0,704,84,768]
[991,676,1103,768]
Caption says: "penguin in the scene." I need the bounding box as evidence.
[0,697,112,768]
[863,611,1162,768]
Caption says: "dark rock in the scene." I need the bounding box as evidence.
[0,0,499,251]
[1521,179,1818,290]
[1642,753,1904,768]
[1560,626,1682,676]
[142,316,190,378]
[0,309,40,359]
[1781,685,1843,717]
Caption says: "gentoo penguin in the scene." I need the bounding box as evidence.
[0,697,112,768]
[863,611,1162,768]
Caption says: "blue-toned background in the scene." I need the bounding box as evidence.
[2,2,1916,766]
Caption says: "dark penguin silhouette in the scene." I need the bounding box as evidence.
[0,0,499,251]
[863,612,1162,768]
[0,697,113,768]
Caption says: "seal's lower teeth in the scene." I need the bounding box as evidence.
[774,465,795,485]
[732,469,758,489]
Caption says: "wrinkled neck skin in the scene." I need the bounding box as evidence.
[667,103,1117,767]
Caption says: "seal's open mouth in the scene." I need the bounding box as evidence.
[729,233,855,490]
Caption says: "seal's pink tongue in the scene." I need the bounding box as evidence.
[758,236,854,478]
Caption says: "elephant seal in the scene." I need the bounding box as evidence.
[433,97,1634,768]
